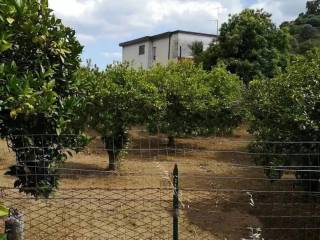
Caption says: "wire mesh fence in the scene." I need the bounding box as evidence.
[0,187,172,240]
[1,130,320,239]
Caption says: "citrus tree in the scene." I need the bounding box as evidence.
[0,0,88,197]
[77,63,161,170]
[146,61,243,146]
[247,49,320,191]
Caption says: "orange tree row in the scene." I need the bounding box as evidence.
[76,61,243,170]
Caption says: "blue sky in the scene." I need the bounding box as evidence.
[49,0,307,68]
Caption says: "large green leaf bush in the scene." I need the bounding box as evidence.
[0,0,88,197]
[247,49,320,191]
[145,61,243,145]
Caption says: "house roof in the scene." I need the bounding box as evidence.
[119,30,218,47]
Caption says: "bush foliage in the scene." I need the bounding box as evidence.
[281,1,320,54]
[76,63,161,170]
[0,0,88,197]
[76,61,243,167]
[247,49,320,190]
[145,61,243,145]
[199,9,289,85]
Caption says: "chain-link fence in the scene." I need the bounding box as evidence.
[1,132,320,240]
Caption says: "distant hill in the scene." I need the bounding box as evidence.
[281,0,320,54]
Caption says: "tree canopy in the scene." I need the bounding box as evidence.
[189,41,204,64]
[145,61,243,145]
[281,1,320,54]
[307,0,320,15]
[0,0,87,197]
[76,63,161,170]
[247,49,320,191]
[200,9,290,85]
[77,61,243,166]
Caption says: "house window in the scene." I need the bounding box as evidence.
[152,47,156,60]
[139,45,145,55]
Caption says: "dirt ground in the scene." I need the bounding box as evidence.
[0,127,320,240]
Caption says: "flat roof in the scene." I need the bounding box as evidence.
[119,30,218,47]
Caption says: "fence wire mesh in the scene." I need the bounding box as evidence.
[0,188,172,240]
[0,130,320,239]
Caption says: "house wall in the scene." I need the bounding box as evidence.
[177,33,216,58]
[121,32,217,68]
[170,33,179,60]
[122,41,151,69]
[151,37,170,65]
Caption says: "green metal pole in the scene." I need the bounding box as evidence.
[173,164,179,240]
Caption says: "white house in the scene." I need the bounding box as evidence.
[119,30,217,69]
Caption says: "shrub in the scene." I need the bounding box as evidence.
[247,49,320,191]
[146,61,243,145]
[76,63,161,170]
[0,0,87,197]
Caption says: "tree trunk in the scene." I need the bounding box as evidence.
[104,129,128,171]
[107,150,118,171]
[168,136,175,147]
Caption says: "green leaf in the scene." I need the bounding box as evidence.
[10,109,17,119]
[6,17,14,24]
[0,204,9,218]
[0,63,4,73]
[56,127,61,135]
[0,41,12,53]
[47,80,55,89]
[0,234,7,240]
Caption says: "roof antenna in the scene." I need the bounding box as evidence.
[209,6,223,35]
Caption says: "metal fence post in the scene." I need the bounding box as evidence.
[173,164,179,240]
[5,209,24,240]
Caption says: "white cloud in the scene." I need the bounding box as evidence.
[250,0,306,25]
[49,0,95,17]
[147,0,222,22]
[102,51,122,59]
[49,0,243,40]
[77,33,96,44]
[48,0,306,40]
